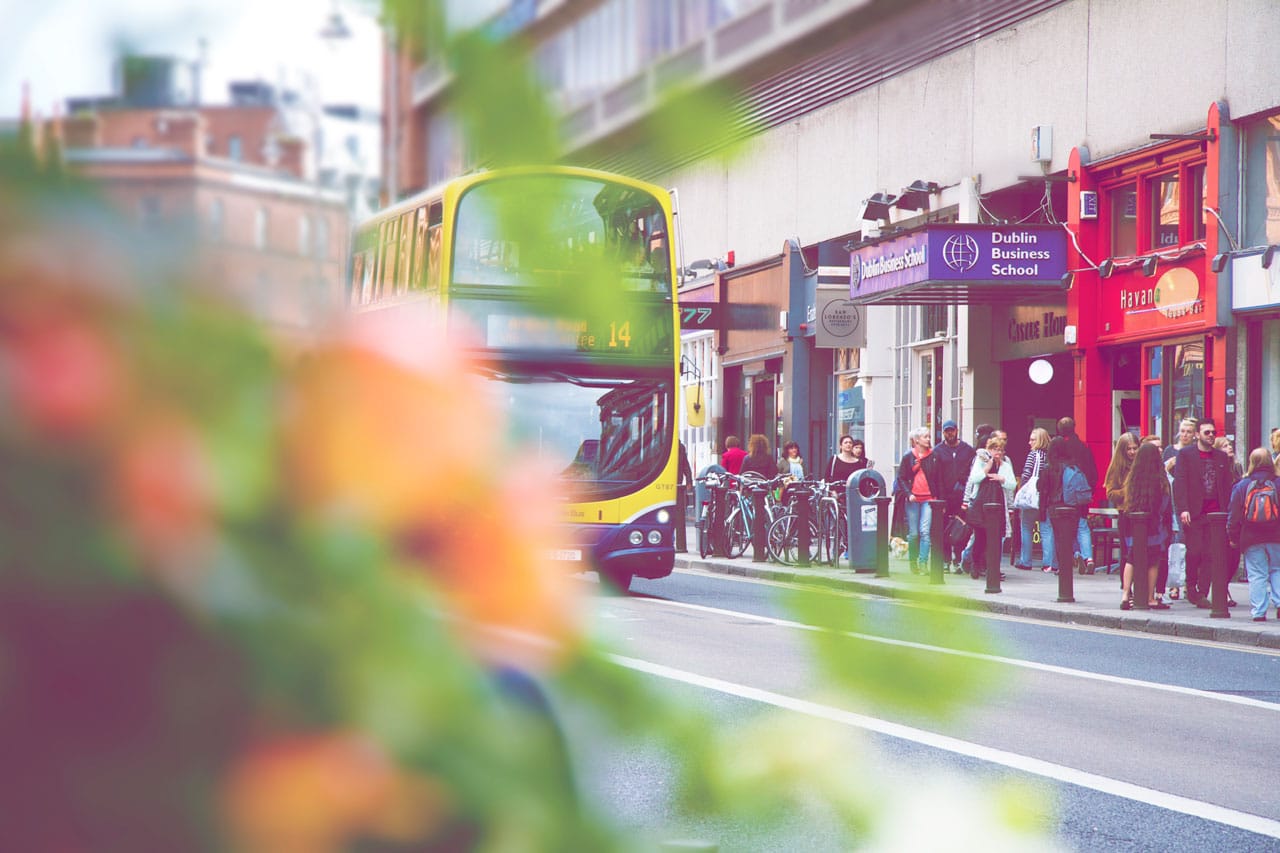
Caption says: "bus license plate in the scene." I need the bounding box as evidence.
[549,549,583,561]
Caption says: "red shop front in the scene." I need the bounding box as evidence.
[1066,103,1229,468]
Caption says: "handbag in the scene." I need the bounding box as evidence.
[967,478,1005,528]
[1012,453,1041,510]
[946,515,973,551]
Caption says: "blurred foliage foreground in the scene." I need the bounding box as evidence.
[0,155,1059,850]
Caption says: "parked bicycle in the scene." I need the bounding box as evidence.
[766,478,827,565]
[696,471,786,558]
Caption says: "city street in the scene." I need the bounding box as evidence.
[561,569,1280,851]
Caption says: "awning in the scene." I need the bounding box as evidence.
[847,223,1069,305]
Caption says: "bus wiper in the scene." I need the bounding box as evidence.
[471,364,631,389]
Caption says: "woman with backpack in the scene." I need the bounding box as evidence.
[1226,448,1280,622]
[1118,443,1174,610]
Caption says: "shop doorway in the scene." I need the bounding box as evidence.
[1000,353,1073,471]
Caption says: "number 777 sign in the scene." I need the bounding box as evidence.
[678,303,772,330]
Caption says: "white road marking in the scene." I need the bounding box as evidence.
[609,652,1280,840]
[668,567,1280,657]
[620,595,1280,712]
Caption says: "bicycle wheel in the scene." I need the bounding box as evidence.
[768,515,820,565]
[820,504,840,565]
[723,506,750,559]
[698,503,712,559]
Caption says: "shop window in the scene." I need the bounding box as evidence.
[1151,173,1180,249]
[1110,184,1137,257]
[1142,339,1206,444]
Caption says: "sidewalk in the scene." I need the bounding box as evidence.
[673,525,1280,650]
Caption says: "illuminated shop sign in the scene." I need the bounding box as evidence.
[849,224,1068,298]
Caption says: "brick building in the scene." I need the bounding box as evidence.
[51,63,350,331]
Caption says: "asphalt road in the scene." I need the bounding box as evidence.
[556,568,1280,851]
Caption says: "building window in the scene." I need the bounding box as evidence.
[298,215,312,256]
[1151,172,1180,249]
[209,198,224,242]
[1110,183,1138,258]
[315,216,329,260]
[228,135,243,161]
[1186,163,1207,241]
[1143,338,1207,442]
[254,207,269,249]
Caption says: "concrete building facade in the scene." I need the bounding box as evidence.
[388,0,1280,476]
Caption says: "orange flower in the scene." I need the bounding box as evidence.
[222,732,449,851]
[399,459,584,667]
[107,412,217,586]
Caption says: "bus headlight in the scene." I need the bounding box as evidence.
[647,530,663,545]
[656,509,671,524]
[628,531,644,546]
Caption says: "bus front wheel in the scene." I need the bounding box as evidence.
[601,569,634,594]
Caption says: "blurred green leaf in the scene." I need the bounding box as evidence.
[784,586,1004,719]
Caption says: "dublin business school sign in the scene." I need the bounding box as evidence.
[848,224,1068,304]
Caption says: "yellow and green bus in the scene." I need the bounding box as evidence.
[348,166,681,591]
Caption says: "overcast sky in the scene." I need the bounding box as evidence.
[3,0,385,118]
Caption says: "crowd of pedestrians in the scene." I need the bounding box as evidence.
[702,417,1280,621]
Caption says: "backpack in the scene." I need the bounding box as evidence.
[1243,479,1280,527]
[1062,464,1092,507]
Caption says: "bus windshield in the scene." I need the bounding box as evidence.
[478,366,673,501]
[452,174,672,297]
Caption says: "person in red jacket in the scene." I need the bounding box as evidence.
[896,426,944,574]
[720,435,747,475]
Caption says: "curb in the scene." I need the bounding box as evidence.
[674,555,1280,650]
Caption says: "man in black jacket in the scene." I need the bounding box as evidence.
[932,419,975,570]
[1173,418,1237,605]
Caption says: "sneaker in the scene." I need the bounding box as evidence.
[839,551,848,561]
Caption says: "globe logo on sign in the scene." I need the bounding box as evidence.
[942,234,980,272]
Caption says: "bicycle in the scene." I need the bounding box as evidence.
[816,483,848,565]
[721,473,787,558]
[766,479,825,565]
[695,472,730,559]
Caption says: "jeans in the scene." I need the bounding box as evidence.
[1243,543,1280,619]
[1182,518,1210,599]
[1074,517,1093,563]
[1019,509,1054,569]
[905,499,932,567]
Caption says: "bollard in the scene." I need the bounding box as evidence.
[796,483,812,568]
[1207,511,1230,619]
[711,485,726,558]
[874,495,891,577]
[751,486,768,563]
[1129,511,1150,611]
[675,485,688,552]
[983,501,1003,594]
[1050,506,1076,603]
[928,499,946,585]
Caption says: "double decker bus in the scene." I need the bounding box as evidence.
[348,167,680,591]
